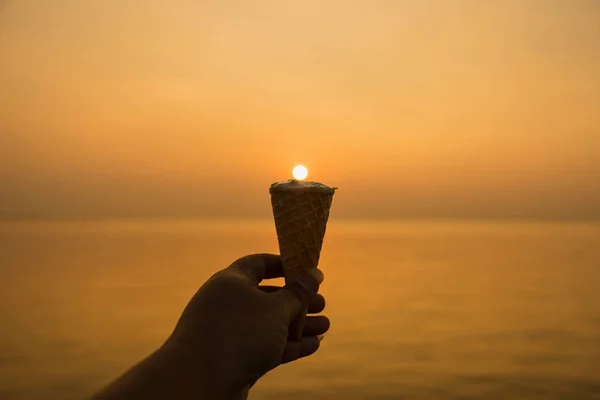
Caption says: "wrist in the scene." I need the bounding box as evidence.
[158,340,245,399]
[93,343,244,400]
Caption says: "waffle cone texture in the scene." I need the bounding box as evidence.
[270,184,335,283]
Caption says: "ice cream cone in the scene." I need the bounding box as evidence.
[269,180,336,283]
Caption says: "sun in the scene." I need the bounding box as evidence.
[292,165,308,180]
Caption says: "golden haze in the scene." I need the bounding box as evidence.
[0,1,599,219]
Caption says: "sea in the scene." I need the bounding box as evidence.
[1,219,599,400]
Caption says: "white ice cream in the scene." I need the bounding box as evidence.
[269,179,337,194]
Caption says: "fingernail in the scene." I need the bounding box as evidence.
[293,269,323,294]
[317,334,325,342]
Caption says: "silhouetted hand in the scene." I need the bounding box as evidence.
[92,254,329,400]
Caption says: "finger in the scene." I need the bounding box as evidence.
[258,285,281,294]
[275,269,324,323]
[302,315,330,336]
[281,336,321,364]
[260,286,326,314]
[307,293,326,314]
[228,254,284,285]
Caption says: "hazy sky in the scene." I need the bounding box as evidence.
[1,0,599,219]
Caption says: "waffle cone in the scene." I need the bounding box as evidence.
[270,189,334,283]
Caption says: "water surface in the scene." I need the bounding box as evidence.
[1,219,599,399]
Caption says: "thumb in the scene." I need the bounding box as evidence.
[275,268,324,324]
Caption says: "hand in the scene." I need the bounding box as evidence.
[92,254,329,400]
[166,253,329,398]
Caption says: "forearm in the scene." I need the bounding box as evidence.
[91,345,239,400]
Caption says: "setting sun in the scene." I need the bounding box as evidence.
[292,165,308,180]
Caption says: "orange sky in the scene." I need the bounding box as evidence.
[1,1,599,219]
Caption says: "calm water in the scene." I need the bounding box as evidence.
[1,219,600,400]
